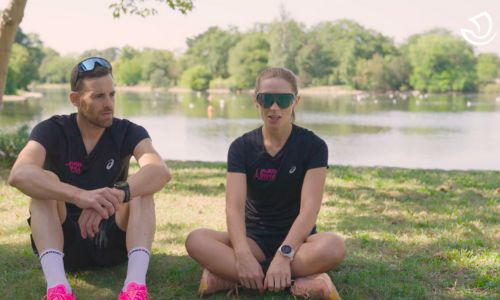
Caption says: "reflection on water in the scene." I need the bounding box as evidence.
[2,88,500,170]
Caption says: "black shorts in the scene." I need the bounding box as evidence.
[28,213,128,270]
[247,226,317,273]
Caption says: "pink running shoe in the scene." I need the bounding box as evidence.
[290,273,341,300]
[43,284,75,300]
[197,268,239,297]
[118,282,150,300]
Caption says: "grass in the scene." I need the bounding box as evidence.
[0,161,498,299]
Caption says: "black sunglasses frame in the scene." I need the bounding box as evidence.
[256,93,296,109]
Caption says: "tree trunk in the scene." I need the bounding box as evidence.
[0,0,27,105]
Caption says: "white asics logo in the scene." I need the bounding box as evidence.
[289,166,296,174]
[106,159,114,170]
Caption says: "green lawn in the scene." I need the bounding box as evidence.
[0,161,498,299]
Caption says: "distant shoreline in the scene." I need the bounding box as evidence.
[5,83,500,102]
[8,83,364,98]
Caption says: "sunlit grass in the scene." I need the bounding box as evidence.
[0,162,498,299]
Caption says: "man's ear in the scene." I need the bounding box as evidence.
[69,91,80,107]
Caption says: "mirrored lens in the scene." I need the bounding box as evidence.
[78,57,111,72]
[257,93,295,108]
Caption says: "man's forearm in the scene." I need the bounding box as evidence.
[8,165,80,203]
[127,163,170,198]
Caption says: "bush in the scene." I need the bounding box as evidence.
[179,65,212,91]
[0,125,29,167]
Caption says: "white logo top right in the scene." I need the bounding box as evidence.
[461,11,497,46]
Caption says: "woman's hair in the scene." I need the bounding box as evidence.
[254,67,298,95]
[254,67,299,122]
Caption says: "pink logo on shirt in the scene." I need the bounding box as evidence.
[65,161,82,174]
[253,168,277,181]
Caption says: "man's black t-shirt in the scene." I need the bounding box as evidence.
[29,113,149,216]
[227,124,328,235]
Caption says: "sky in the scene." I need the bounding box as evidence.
[2,0,500,55]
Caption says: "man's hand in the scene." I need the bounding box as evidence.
[264,254,292,292]
[73,188,122,218]
[78,208,103,239]
[235,249,265,292]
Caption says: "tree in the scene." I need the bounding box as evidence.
[228,33,270,90]
[179,65,212,91]
[115,58,142,86]
[140,48,177,85]
[308,20,397,86]
[181,26,240,79]
[0,0,27,103]
[405,30,477,92]
[353,54,411,91]
[0,0,194,104]
[38,50,77,84]
[267,7,305,73]
[295,42,333,86]
[476,53,499,84]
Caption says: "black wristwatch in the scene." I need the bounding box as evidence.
[113,181,130,203]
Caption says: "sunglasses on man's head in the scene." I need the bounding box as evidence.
[77,57,112,73]
[256,93,296,109]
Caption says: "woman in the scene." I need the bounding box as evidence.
[185,67,345,299]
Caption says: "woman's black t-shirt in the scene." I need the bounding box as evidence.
[227,124,328,235]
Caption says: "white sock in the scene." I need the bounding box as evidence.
[123,247,151,290]
[39,249,71,293]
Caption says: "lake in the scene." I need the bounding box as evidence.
[2,88,500,170]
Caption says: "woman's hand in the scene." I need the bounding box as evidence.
[235,249,265,292]
[264,254,292,292]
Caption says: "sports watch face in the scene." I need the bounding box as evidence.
[280,245,292,254]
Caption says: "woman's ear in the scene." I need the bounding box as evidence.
[253,95,259,108]
[293,95,301,108]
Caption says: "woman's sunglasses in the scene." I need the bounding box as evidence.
[256,93,296,109]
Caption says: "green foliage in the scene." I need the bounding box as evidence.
[179,65,212,91]
[115,58,142,86]
[208,77,233,89]
[109,0,194,17]
[5,65,18,95]
[182,26,240,79]
[476,53,499,84]
[309,20,397,86]
[149,69,171,88]
[267,9,305,73]
[228,33,270,90]
[354,54,411,91]
[140,49,177,86]
[405,31,477,92]
[295,42,333,86]
[38,49,77,84]
[0,125,29,167]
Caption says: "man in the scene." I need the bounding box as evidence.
[8,57,171,299]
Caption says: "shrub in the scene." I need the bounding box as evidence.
[0,125,29,167]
